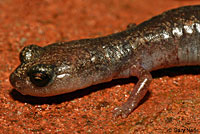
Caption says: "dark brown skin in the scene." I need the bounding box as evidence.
[10,5,200,118]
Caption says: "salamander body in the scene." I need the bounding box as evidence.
[10,5,200,117]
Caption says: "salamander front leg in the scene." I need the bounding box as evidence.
[113,67,152,118]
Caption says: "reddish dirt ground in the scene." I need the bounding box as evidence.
[0,0,200,133]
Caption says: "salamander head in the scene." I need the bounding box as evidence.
[9,44,89,97]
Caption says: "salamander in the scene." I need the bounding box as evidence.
[9,5,200,118]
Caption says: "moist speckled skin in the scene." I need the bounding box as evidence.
[10,5,200,118]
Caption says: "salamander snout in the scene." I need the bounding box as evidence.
[9,72,18,90]
[9,71,27,95]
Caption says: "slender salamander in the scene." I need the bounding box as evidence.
[10,5,200,118]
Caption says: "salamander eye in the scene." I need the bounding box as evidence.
[28,64,55,87]
[29,71,51,87]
